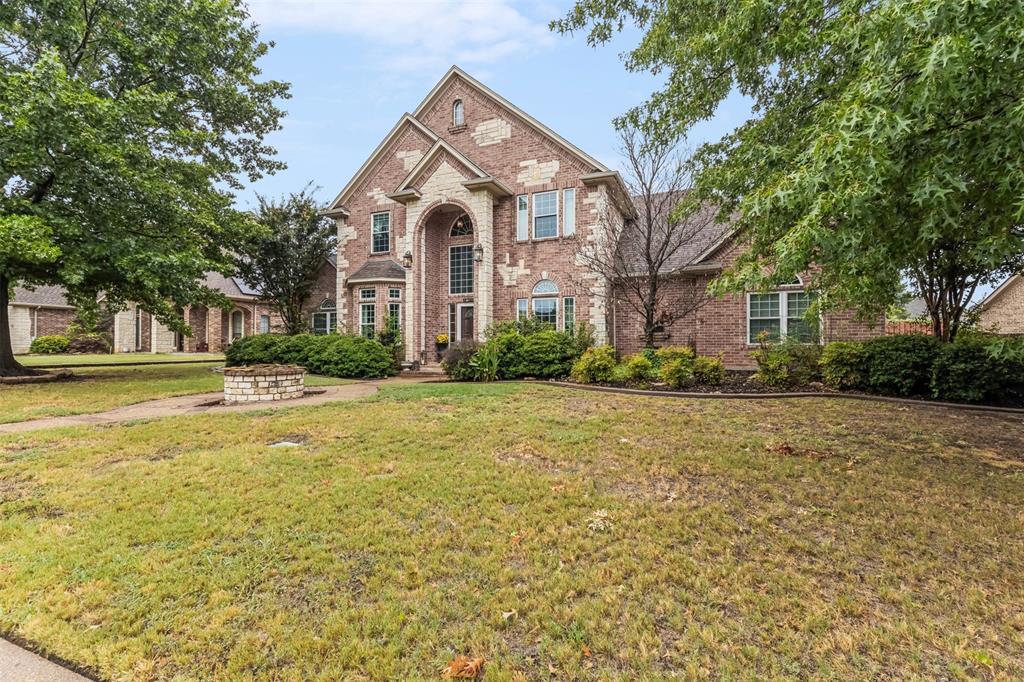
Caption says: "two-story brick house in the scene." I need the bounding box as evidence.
[325,66,880,368]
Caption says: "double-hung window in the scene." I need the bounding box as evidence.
[449,245,474,294]
[371,212,390,253]
[747,291,818,343]
[516,298,528,321]
[312,299,337,335]
[360,303,376,339]
[532,298,557,327]
[562,297,575,333]
[388,302,401,329]
[532,191,558,239]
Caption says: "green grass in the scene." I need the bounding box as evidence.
[17,352,225,366]
[0,383,1022,680]
[0,363,349,424]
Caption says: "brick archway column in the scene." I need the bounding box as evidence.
[471,190,495,340]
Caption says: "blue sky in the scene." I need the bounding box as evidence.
[240,0,753,208]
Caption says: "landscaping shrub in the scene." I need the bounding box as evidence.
[819,341,867,390]
[29,334,70,354]
[863,334,940,397]
[570,346,617,384]
[693,355,724,386]
[442,341,479,381]
[660,357,695,389]
[376,315,404,372]
[514,331,579,378]
[655,346,696,366]
[468,340,500,381]
[488,331,526,379]
[308,335,395,378]
[620,353,656,384]
[226,333,394,378]
[930,337,1024,405]
[67,331,111,354]
[753,337,822,387]
[225,334,286,365]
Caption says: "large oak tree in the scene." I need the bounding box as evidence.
[0,0,288,374]
[555,0,1024,341]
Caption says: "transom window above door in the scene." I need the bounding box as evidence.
[449,214,473,237]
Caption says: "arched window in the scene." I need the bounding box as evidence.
[532,279,558,296]
[319,298,336,310]
[449,214,473,237]
[452,99,464,126]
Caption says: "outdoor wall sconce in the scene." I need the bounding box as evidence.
[473,243,484,262]
[402,250,413,268]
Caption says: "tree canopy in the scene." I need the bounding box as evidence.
[0,0,288,373]
[555,0,1024,340]
[235,187,336,335]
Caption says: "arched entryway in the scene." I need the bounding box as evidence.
[415,202,480,364]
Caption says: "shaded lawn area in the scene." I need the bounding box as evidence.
[0,363,349,424]
[17,353,225,367]
[0,384,1022,680]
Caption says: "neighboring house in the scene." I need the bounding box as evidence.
[7,285,78,353]
[109,257,337,353]
[978,274,1024,335]
[323,66,880,368]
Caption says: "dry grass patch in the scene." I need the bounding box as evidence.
[0,383,1021,680]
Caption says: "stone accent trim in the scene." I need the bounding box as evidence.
[223,365,306,403]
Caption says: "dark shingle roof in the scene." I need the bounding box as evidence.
[617,192,736,276]
[347,259,406,282]
[10,285,73,308]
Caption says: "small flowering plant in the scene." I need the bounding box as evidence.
[435,334,450,345]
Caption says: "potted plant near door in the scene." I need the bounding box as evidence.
[435,334,449,362]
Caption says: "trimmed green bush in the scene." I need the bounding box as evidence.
[29,335,70,354]
[655,346,696,366]
[441,341,479,381]
[863,334,940,397]
[930,337,1024,405]
[570,346,617,384]
[68,331,111,354]
[225,333,395,379]
[621,353,656,384]
[661,357,695,389]
[820,341,867,390]
[693,355,724,386]
[753,337,822,387]
[514,331,578,378]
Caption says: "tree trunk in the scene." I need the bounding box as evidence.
[0,274,40,377]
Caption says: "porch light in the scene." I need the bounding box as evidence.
[473,243,484,262]
[402,250,413,268]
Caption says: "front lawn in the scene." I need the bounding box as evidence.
[16,352,225,367]
[0,384,1021,679]
[0,363,349,424]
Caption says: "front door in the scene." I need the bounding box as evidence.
[457,304,474,341]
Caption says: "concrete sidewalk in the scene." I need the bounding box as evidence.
[0,638,91,681]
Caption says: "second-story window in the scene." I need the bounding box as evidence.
[533,191,558,239]
[371,212,390,253]
[453,99,464,127]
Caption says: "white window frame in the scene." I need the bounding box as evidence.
[230,310,244,341]
[516,298,528,321]
[563,296,575,332]
[452,99,464,127]
[388,302,401,329]
[370,211,391,254]
[532,190,559,240]
[359,288,376,300]
[449,244,474,295]
[455,302,474,341]
[311,311,336,335]
[562,188,576,237]
[388,287,401,300]
[746,289,819,345]
[359,303,376,339]
[516,195,529,242]
[259,314,270,334]
[531,297,558,328]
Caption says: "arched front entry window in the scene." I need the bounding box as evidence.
[230,309,244,342]
[450,214,473,237]
[312,298,336,335]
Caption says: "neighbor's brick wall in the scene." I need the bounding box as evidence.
[34,308,76,337]
[980,277,1024,334]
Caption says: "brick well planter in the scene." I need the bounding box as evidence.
[223,364,306,403]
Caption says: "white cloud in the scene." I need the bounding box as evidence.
[247,0,555,73]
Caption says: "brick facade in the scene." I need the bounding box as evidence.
[979,275,1024,335]
[6,304,76,353]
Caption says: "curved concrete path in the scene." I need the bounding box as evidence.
[0,377,435,435]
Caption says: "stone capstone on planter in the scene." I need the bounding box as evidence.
[223,364,306,403]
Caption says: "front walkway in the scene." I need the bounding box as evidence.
[0,638,90,682]
[0,377,435,434]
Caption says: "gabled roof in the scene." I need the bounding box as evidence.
[979,274,1021,310]
[10,285,73,308]
[346,259,407,284]
[387,138,512,203]
[414,66,610,174]
[327,114,438,212]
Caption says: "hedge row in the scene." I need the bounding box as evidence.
[28,332,111,354]
[571,345,724,389]
[225,333,396,379]
[819,334,1024,405]
[442,327,589,381]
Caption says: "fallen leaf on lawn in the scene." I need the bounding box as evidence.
[768,441,795,456]
[582,644,592,657]
[501,610,517,621]
[441,655,485,678]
